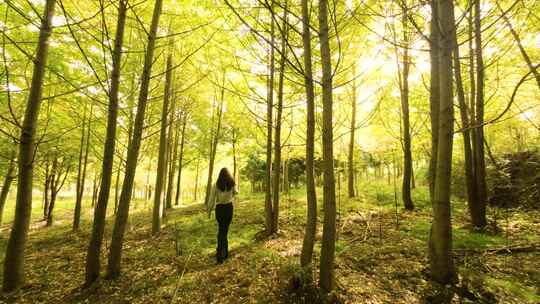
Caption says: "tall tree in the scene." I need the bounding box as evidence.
[428,0,456,284]
[300,0,317,269]
[271,2,288,234]
[204,82,225,208]
[264,0,276,235]
[107,0,163,279]
[165,91,178,209]
[452,23,480,228]
[2,0,56,292]
[318,0,337,294]
[152,54,173,234]
[397,5,414,210]
[428,0,440,202]
[348,63,357,199]
[175,111,187,206]
[73,105,92,230]
[84,0,128,286]
[472,0,487,228]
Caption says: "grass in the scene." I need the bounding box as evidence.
[0,179,538,303]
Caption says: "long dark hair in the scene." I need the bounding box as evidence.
[216,167,235,191]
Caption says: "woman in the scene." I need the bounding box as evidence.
[206,167,238,264]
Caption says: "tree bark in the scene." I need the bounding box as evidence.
[318,0,337,294]
[84,0,127,286]
[152,54,173,234]
[106,0,163,279]
[272,4,288,234]
[429,0,456,284]
[428,0,440,202]
[452,28,481,228]
[472,0,487,228]
[348,63,357,199]
[165,91,178,210]
[300,0,317,269]
[43,158,51,219]
[73,105,92,230]
[399,8,414,211]
[0,151,16,227]
[175,112,187,206]
[2,0,55,292]
[204,84,225,207]
[264,0,276,234]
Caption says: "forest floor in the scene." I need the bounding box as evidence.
[0,182,539,304]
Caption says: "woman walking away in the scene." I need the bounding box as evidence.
[206,167,238,264]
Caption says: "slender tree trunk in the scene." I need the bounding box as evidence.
[165,88,177,210]
[429,0,456,284]
[272,5,288,234]
[348,64,357,199]
[43,159,51,219]
[152,54,173,234]
[194,157,200,201]
[232,128,238,184]
[84,0,128,286]
[46,158,58,227]
[106,0,163,279]
[472,0,487,228]
[175,113,187,206]
[0,151,16,226]
[204,85,225,207]
[318,0,337,294]
[114,157,122,214]
[265,0,276,234]
[73,106,92,230]
[73,107,87,229]
[399,9,414,211]
[2,0,55,292]
[452,29,481,228]
[428,0,440,202]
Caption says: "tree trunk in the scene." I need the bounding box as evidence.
[264,0,276,234]
[194,157,200,201]
[46,157,58,227]
[152,54,173,234]
[472,0,487,228]
[428,0,440,202]
[452,27,481,228]
[175,113,187,206]
[165,87,177,210]
[2,0,55,292]
[204,84,225,207]
[73,105,92,230]
[399,8,414,211]
[318,0,337,294]
[114,156,122,214]
[232,128,238,184]
[429,0,456,284]
[106,0,163,279]
[272,4,288,234]
[84,0,127,286]
[73,107,87,229]
[348,64,357,199]
[43,159,51,219]
[0,151,16,227]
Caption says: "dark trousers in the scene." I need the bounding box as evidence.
[215,203,233,262]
